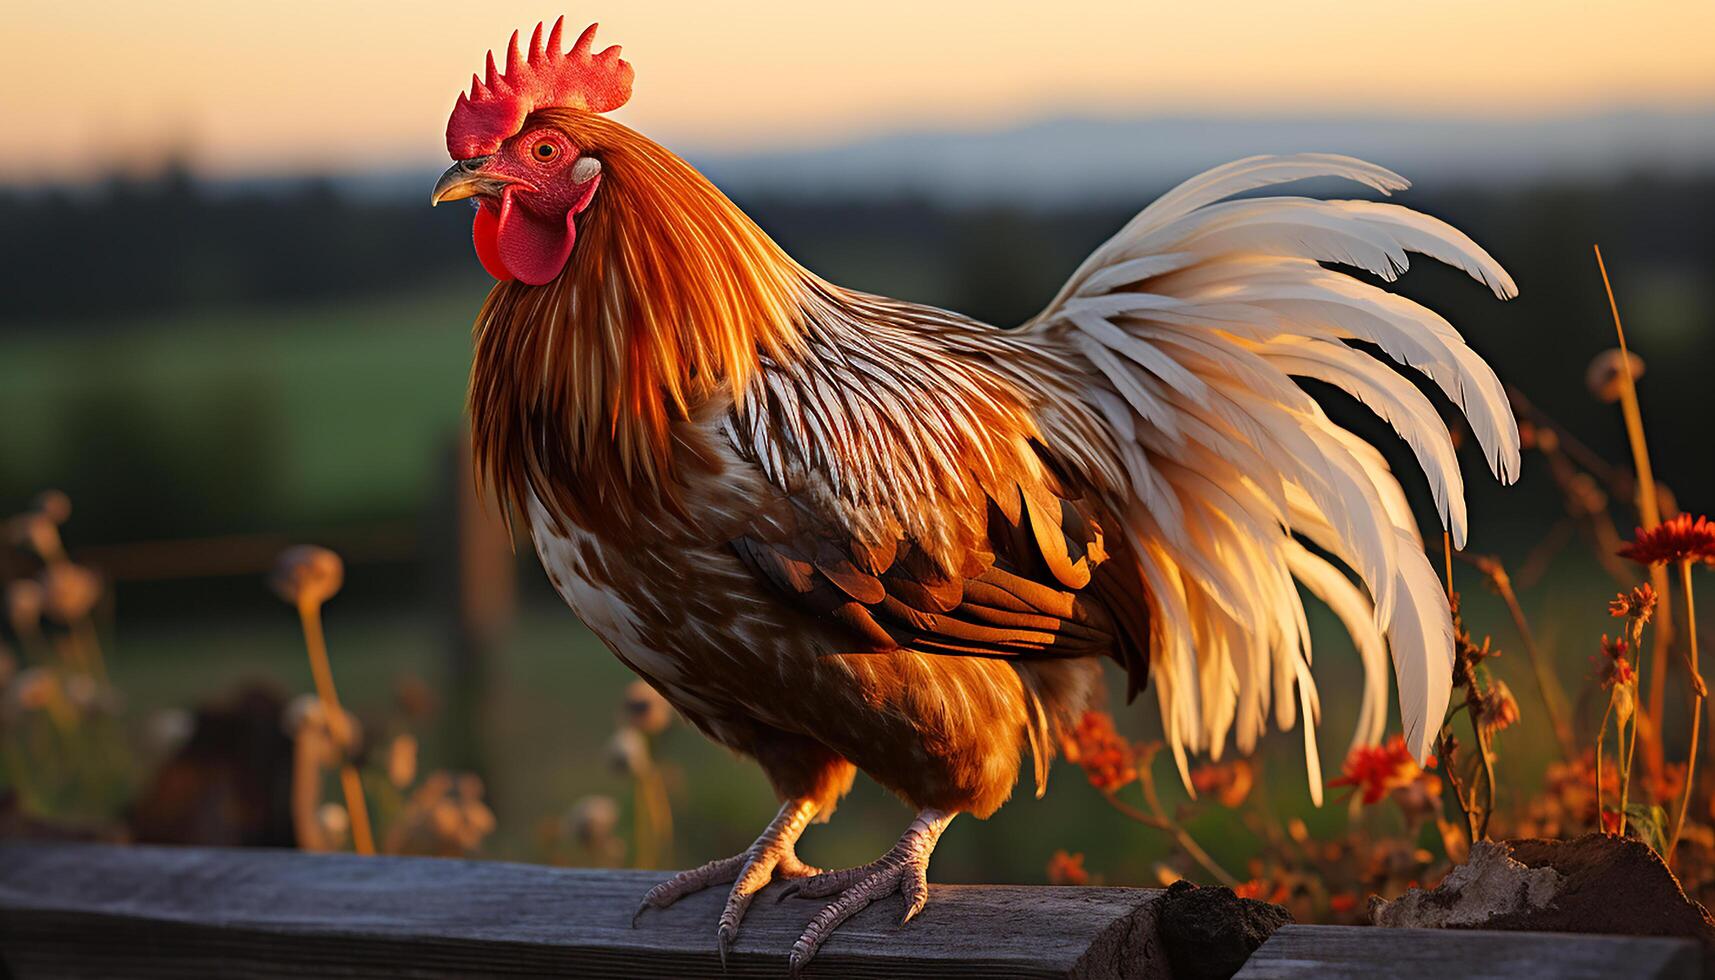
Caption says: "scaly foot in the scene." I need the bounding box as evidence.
[784,808,954,975]
[633,797,821,964]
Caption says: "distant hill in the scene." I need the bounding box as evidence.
[297,107,1715,207]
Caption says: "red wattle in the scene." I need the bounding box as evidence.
[471,204,513,282]
[494,188,579,286]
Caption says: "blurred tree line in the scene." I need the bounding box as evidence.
[1,165,1711,568]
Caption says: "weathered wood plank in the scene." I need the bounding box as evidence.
[1236,923,1701,980]
[0,842,1169,979]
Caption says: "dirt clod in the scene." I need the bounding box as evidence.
[1157,879,1292,980]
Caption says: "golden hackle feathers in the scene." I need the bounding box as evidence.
[470,110,806,529]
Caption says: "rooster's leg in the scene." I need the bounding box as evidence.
[632,797,821,961]
[782,808,954,975]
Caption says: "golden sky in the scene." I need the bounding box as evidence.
[6,0,1715,181]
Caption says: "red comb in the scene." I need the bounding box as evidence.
[446,18,633,159]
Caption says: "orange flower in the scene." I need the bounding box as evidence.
[1619,514,1715,567]
[1609,583,1658,624]
[1046,850,1090,886]
[1329,735,1433,805]
[1233,878,1290,904]
[1190,759,1255,808]
[1066,711,1138,793]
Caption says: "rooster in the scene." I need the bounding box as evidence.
[432,19,1517,971]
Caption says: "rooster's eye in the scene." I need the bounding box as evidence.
[532,141,559,162]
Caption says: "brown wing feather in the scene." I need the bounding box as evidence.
[731,480,1133,665]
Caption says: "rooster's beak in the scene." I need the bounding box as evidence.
[431,156,515,206]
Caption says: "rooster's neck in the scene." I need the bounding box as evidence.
[469,116,815,528]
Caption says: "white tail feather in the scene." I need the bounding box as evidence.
[1027,154,1514,777]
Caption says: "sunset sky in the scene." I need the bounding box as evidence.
[6,0,1715,182]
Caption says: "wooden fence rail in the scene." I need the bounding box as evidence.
[0,841,1702,979]
[0,841,1170,979]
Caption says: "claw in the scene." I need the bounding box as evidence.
[629,798,823,967]
[785,809,954,974]
[900,870,929,924]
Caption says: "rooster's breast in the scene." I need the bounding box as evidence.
[525,492,805,732]
[523,485,1058,816]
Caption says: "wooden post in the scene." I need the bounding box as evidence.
[432,428,516,777]
[0,841,1172,979]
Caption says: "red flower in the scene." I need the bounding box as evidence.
[1619,514,1715,567]
[1046,850,1090,886]
[1601,634,1628,661]
[1598,634,1636,690]
[1329,893,1360,915]
[1329,735,1434,805]
[1600,809,1624,835]
[1066,711,1138,792]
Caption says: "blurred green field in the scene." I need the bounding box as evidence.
[0,288,478,532]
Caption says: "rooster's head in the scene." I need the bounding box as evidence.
[431,18,633,285]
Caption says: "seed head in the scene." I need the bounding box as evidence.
[622,679,672,734]
[564,795,621,848]
[5,579,44,633]
[40,563,101,623]
[317,802,351,844]
[1477,679,1520,737]
[283,692,362,754]
[606,726,650,776]
[1586,348,1646,403]
[32,490,72,525]
[387,734,419,788]
[270,546,345,607]
[7,666,61,713]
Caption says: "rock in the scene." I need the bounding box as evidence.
[1369,839,1562,928]
[1372,834,1715,977]
[1157,879,1292,980]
